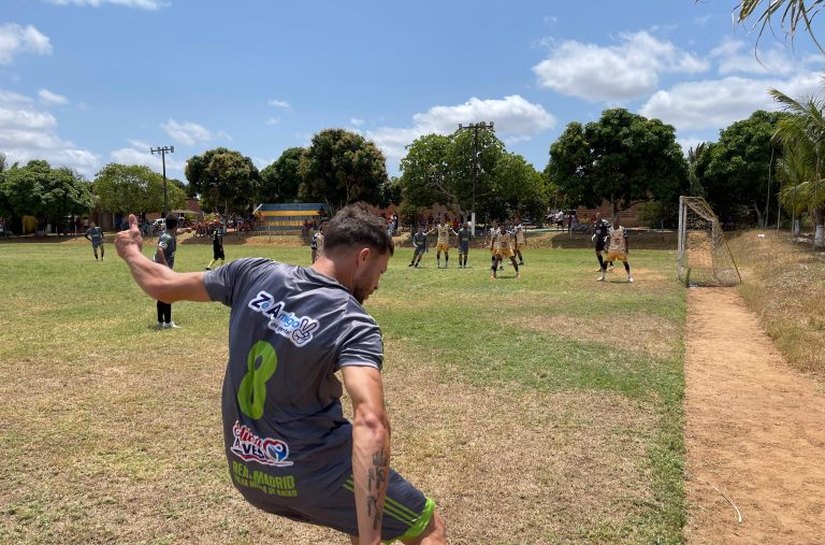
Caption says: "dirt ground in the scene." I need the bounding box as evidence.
[684,288,825,545]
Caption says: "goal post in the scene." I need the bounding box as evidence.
[676,196,741,287]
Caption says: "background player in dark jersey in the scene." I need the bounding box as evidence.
[456,222,471,268]
[205,223,225,270]
[409,225,427,267]
[310,222,325,264]
[592,212,612,278]
[84,221,105,261]
[115,205,447,545]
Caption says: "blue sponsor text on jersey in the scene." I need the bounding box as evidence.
[248,290,320,347]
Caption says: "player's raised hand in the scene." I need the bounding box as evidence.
[115,214,144,259]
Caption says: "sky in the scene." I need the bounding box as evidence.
[2,1,824,184]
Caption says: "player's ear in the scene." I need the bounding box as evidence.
[357,247,371,265]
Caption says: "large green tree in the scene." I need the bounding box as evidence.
[185,147,261,214]
[490,152,547,222]
[693,110,786,227]
[547,108,688,221]
[93,163,185,217]
[1,160,94,230]
[259,147,305,203]
[399,128,514,222]
[399,133,453,212]
[447,127,506,220]
[298,129,388,210]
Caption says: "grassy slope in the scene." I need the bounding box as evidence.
[727,230,825,383]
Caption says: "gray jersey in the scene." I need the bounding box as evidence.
[204,258,383,499]
[154,232,176,269]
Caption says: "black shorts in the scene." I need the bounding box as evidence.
[231,458,434,541]
[213,246,225,260]
[595,240,606,252]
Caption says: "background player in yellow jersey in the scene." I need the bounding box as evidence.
[601,216,633,283]
[426,217,458,269]
[513,221,526,266]
[490,225,520,279]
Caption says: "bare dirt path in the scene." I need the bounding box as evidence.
[684,288,825,545]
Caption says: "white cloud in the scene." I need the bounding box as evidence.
[46,0,168,10]
[640,72,822,132]
[38,89,69,106]
[161,119,215,146]
[350,118,365,127]
[265,117,280,125]
[268,99,291,110]
[709,38,815,77]
[533,30,708,102]
[0,88,98,175]
[0,24,52,64]
[366,95,556,167]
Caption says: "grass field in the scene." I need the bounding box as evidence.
[0,236,686,544]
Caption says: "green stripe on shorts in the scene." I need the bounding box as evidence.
[342,478,436,540]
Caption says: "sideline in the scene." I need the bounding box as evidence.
[684,288,825,545]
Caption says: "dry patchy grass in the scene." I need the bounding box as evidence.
[511,312,681,362]
[728,230,825,382]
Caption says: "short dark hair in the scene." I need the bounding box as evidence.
[165,214,178,230]
[323,203,394,256]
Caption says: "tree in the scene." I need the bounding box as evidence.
[185,147,261,214]
[399,133,454,212]
[548,108,689,221]
[399,129,509,221]
[771,89,825,247]
[93,163,186,216]
[490,152,547,222]
[259,147,305,203]
[0,153,10,219]
[694,110,786,227]
[378,176,403,209]
[447,127,506,220]
[298,129,388,210]
[1,160,94,230]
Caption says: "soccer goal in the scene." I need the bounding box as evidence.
[676,196,741,287]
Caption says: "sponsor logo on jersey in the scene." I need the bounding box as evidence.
[230,421,294,467]
[248,290,320,347]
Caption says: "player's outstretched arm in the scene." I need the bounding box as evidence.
[116,214,210,303]
[342,365,391,545]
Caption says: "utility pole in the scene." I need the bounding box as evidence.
[150,145,175,217]
[457,122,494,237]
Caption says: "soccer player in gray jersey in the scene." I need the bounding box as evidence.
[409,225,427,267]
[84,221,105,261]
[115,204,446,545]
[456,222,471,268]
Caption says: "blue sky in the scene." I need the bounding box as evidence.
[2,1,823,183]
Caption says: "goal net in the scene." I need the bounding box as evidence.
[676,196,741,287]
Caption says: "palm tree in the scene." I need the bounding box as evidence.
[771,87,825,247]
[733,0,825,52]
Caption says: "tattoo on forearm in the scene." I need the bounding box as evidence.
[366,449,389,529]
[367,495,381,529]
